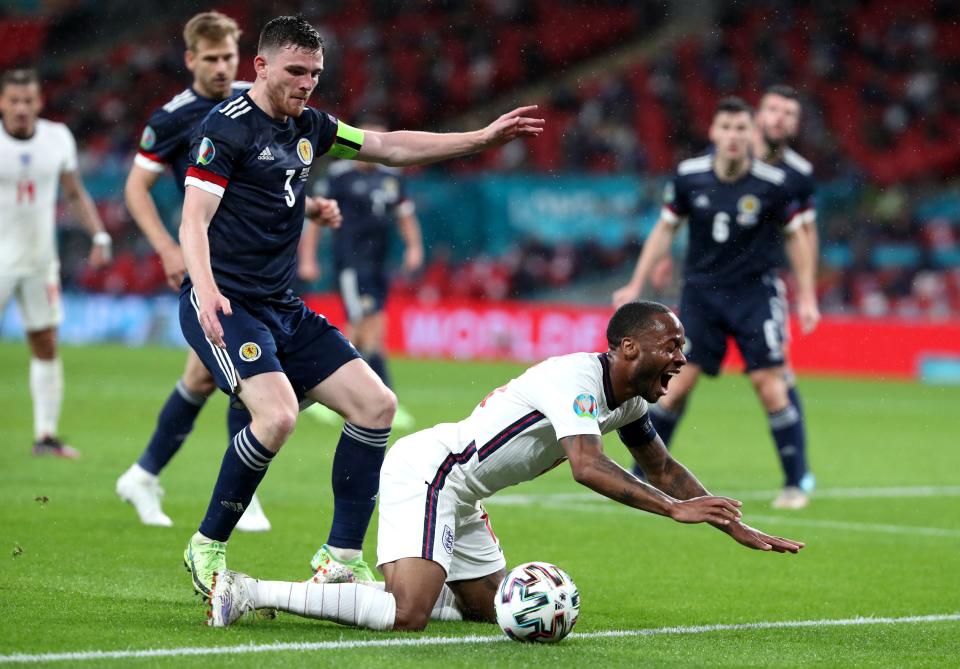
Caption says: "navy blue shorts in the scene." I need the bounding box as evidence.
[336,264,387,323]
[679,274,788,376]
[179,286,361,397]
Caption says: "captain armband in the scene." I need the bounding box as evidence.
[617,412,658,448]
[328,120,365,159]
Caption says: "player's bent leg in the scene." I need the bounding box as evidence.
[236,372,299,451]
[381,557,448,631]
[306,360,395,578]
[181,348,218,397]
[448,570,507,623]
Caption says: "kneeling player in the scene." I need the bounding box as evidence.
[207,301,803,631]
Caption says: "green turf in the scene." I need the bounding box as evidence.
[1,342,958,668]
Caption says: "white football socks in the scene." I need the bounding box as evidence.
[244,577,396,630]
[30,357,63,440]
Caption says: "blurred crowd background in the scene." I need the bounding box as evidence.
[4,0,960,319]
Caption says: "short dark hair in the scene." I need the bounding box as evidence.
[1,68,39,93]
[763,84,799,101]
[714,96,753,118]
[258,14,323,55]
[606,301,673,348]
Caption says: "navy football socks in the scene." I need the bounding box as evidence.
[137,380,206,475]
[786,383,809,478]
[327,422,390,550]
[363,351,392,390]
[198,426,275,542]
[768,404,805,487]
[227,403,251,439]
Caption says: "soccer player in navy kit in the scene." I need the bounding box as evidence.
[179,15,543,598]
[752,85,819,508]
[613,97,816,508]
[117,13,339,531]
[299,118,424,430]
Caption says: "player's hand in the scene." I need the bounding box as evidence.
[88,232,112,268]
[726,521,805,553]
[197,289,232,349]
[612,283,641,308]
[159,244,187,291]
[306,196,342,229]
[797,295,820,335]
[480,106,545,148]
[669,495,742,525]
[404,245,424,273]
[298,257,321,282]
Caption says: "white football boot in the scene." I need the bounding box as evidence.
[116,464,173,527]
[235,493,271,532]
[771,486,810,510]
[207,570,255,627]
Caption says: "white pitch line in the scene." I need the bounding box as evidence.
[1,613,957,664]
[489,497,960,539]
[490,485,960,507]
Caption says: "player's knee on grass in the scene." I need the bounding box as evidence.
[750,367,789,412]
[449,570,505,623]
[26,327,57,360]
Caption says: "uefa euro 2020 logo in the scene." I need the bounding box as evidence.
[572,393,599,419]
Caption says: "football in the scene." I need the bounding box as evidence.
[494,562,580,643]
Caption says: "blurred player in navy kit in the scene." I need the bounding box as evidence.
[751,85,819,505]
[117,12,341,531]
[179,14,544,598]
[299,117,424,430]
[613,97,817,509]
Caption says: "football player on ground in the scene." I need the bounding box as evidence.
[206,301,803,631]
[179,14,543,600]
[115,12,337,531]
[751,84,818,508]
[298,116,424,430]
[0,68,112,458]
[612,97,817,509]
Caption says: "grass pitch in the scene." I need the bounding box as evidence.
[1,342,958,667]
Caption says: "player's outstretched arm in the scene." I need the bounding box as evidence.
[560,434,742,525]
[180,186,232,348]
[356,106,544,167]
[612,217,677,307]
[60,171,111,268]
[125,164,184,290]
[626,434,804,553]
[398,209,424,273]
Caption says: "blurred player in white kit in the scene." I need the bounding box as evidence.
[0,68,112,457]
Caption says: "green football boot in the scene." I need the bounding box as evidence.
[183,532,227,598]
[309,544,377,583]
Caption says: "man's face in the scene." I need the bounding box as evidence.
[621,312,687,403]
[709,110,753,161]
[258,45,323,118]
[186,36,239,99]
[0,82,42,137]
[756,93,801,145]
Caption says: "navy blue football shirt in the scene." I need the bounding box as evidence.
[663,153,802,286]
[184,93,364,301]
[134,83,251,191]
[318,161,412,267]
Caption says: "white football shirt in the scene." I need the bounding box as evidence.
[400,352,650,503]
[0,119,78,276]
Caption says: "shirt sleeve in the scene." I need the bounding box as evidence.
[660,175,689,225]
[523,362,604,442]
[183,113,245,198]
[134,109,182,174]
[315,111,365,159]
[58,124,78,173]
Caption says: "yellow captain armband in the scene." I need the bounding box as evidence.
[327,120,365,159]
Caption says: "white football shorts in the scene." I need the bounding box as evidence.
[377,429,506,582]
[0,264,63,332]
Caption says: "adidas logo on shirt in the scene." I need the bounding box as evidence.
[258,147,274,161]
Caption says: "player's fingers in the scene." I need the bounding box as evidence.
[506,105,539,117]
[220,297,232,317]
[166,274,182,291]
